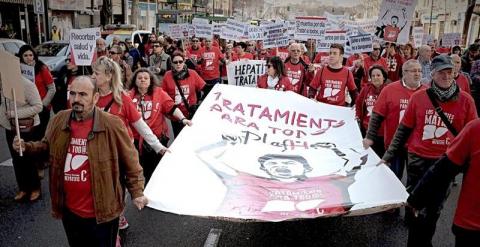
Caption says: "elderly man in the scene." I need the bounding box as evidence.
[108,45,132,88]
[95,38,107,59]
[148,40,171,85]
[381,55,478,247]
[451,54,472,94]
[418,45,433,85]
[364,59,426,180]
[13,76,148,247]
[284,42,314,96]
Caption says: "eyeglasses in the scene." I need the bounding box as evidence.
[373,48,381,51]
[192,40,200,42]
[291,50,302,52]
[248,44,255,46]
[109,51,119,55]
[405,69,422,73]
[172,60,184,64]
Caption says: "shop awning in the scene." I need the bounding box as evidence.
[0,0,33,5]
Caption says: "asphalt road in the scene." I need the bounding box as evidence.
[0,160,460,247]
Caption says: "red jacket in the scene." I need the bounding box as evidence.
[257,74,293,91]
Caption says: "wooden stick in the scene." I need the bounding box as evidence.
[12,89,22,157]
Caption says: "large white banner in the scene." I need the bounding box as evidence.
[227,60,266,87]
[294,16,327,41]
[262,22,290,49]
[374,0,418,44]
[69,28,101,66]
[145,84,409,222]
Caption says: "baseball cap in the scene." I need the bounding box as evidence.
[431,55,454,72]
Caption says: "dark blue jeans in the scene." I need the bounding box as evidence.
[62,208,119,247]
[203,78,222,99]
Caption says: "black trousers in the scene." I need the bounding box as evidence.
[203,78,222,99]
[62,208,119,247]
[36,106,50,139]
[5,128,40,193]
[453,224,480,247]
[406,153,451,247]
[134,137,168,185]
[171,120,185,138]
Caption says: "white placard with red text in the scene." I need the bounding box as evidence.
[145,84,409,222]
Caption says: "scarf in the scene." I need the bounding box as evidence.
[267,75,279,89]
[431,80,459,102]
[173,65,189,81]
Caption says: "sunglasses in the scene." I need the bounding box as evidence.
[172,60,184,64]
[153,45,162,48]
[291,50,302,52]
[373,48,381,51]
[109,51,119,55]
[192,40,200,42]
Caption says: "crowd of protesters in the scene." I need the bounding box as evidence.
[1,30,480,247]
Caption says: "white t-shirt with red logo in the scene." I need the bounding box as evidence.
[401,89,478,159]
[64,118,95,218]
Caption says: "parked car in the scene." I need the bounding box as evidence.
[36,41,70,77]
[0,38,26,55]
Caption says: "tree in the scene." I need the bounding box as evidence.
[463,0,477,45]
[131,0,139,27]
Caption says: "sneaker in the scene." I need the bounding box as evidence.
[115,235,121,247]
[118,215,129,230]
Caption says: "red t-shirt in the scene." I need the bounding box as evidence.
[456,73,472,94]
[446,119,480,231]
[200,46,224,80]
[362,56,388,87]
[401,89,478,159]
[384,53,404,82]
[383,25,401,42]
[64,118,95,218]
[130,88,176,138]
[373,81,426,148]
[355,84,385,132]
[313,52,329,65]
[309,66,356,106]
[35,65,54,100]
[284,61,312,96]
[96,93,141,138]
[187,46,204,61]
[236,52,254,60]
[162,69,206,117]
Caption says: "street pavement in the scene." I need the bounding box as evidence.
[0,151,460,247]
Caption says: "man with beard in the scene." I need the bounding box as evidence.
[12,76,148,247]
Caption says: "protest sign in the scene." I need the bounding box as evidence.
[349,34,373,54]
[248,25,265,41]
[422,34,434,46]
[0,50,25,103]
[193,18,213,39]
[441,33,462,47]
[227,60,266,87]
[294,16,327,41]
[145,84,409,222]
[169,24,189,40]
[213,22,224,36]
[69,28,100,66]
[286,20,296,39]
[413,26,424,48]
[316,30,347,52]
[221,19,249,41]
[262,22,289,49]
[20,64,35,83]
[374,0,418,44]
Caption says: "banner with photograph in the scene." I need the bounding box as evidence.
[374,0,418,44]
[145,84,409,222]
[227,60,266,87]
[69,28,101,66]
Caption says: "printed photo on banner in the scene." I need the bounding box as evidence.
[374,0,418,44]
[69,28,101,66]
[227,60,266,87]
[144,84,409,222]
